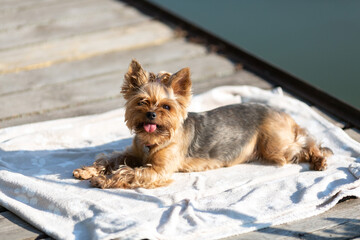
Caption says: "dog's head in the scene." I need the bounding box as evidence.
[121,59,192,146]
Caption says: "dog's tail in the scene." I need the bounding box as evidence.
[257,111,333,170]
[287,126,333,170]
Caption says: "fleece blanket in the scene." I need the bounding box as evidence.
[0,86,360,240]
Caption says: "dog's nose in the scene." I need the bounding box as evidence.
[146,112,156,120]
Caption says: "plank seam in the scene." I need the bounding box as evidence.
[0,4,146,51]
[0,95,123,122]
[0,15,154,53]
[0,66,237,122]
[0,0,97,31]
[0,46,208,97]
[0,22,176,74]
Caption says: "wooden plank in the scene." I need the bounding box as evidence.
[0,0,82,16]
[230,198,360,240]
[0,39,207,96]
[192,70,273,94]
[145,54,235,80]
[0,53,235,122]
[0,0,97,31]
[0,20,175,74]
[311,107,345,128]
[0,0,83,11]
[0,1,150,51]
[0,69,260,129]
[0,98,126,129]
[345,128,360,143]
[0,61,238,128]
[0,211,46,240]
[309,219,360,239]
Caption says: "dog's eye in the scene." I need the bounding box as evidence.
[162,105,170,110]
[138,100,148,106]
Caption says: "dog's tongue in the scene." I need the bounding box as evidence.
[144,123,157,133]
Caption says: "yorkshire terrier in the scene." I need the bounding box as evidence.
[73,60,332,189]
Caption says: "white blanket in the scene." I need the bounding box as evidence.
[0,86,359,240]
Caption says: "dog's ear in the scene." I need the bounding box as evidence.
[166,67,192,98]
[121,59,148,99]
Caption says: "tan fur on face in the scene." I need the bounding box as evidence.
[124,82,188,146]
[121,59,150,100]
[162,67,192,109]
[121,60,191,147]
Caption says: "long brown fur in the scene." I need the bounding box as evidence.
[73,60,333,189]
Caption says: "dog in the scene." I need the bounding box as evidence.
[73,60,332,189]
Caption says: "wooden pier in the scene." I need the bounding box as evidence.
[0,0,359,239]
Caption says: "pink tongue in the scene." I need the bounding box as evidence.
[144,123,157,133]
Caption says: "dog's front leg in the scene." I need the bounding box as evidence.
[90,148,179,189]
[90,165,172,189]
[73,148,141,180]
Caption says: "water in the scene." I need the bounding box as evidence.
[150,0,360,109]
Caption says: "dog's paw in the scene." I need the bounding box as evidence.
[90,176,108,188]
[91,167,135,189]
[312,157,327,171]
[73,167,98,180]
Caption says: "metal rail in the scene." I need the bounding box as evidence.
[122,0,360,129]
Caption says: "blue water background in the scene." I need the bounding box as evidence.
[150,0,360,109]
